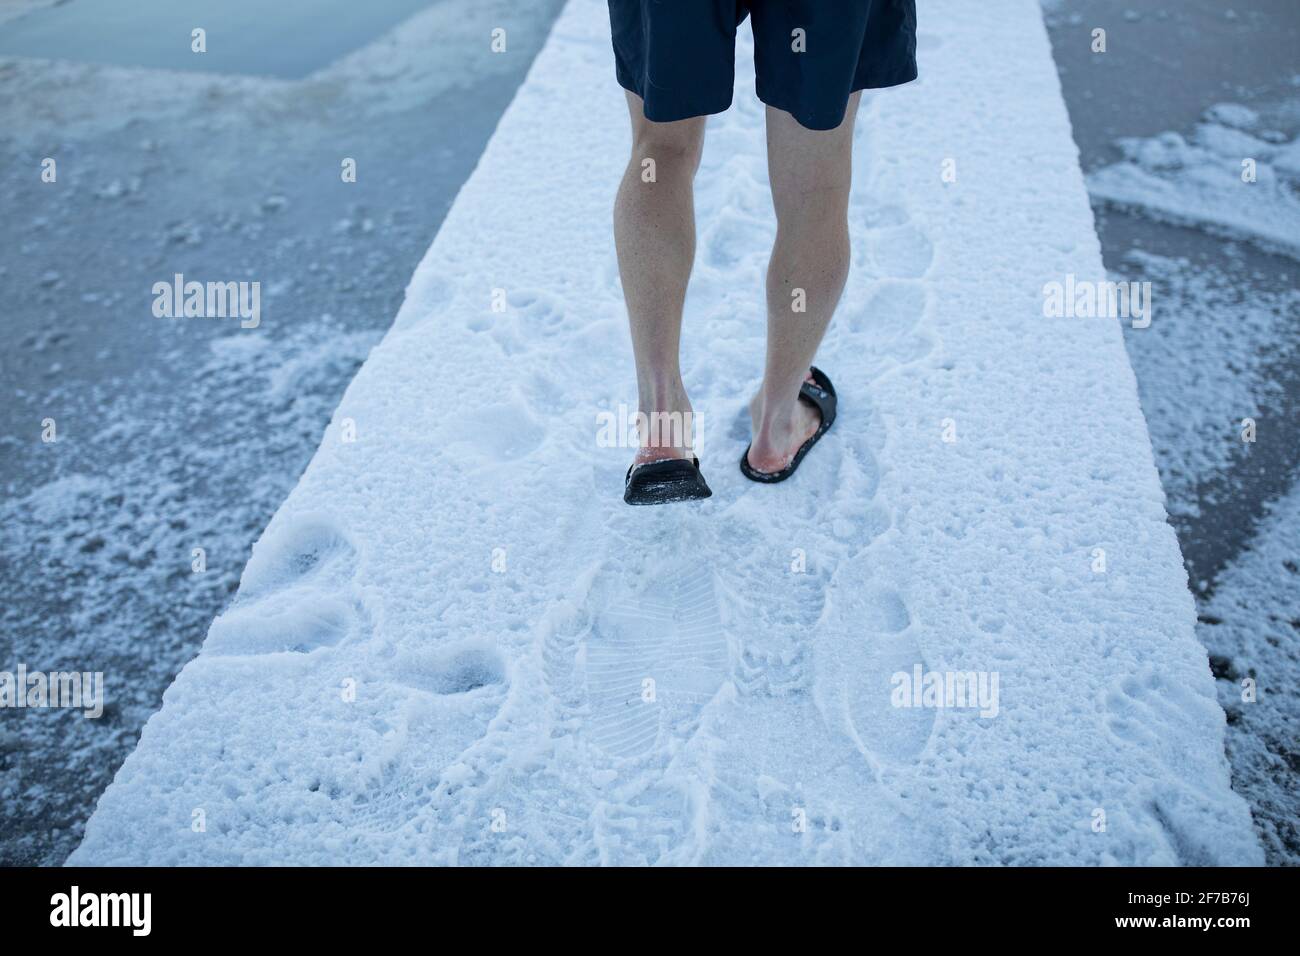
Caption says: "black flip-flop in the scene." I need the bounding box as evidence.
[740,367,837,484]
[624,456,713,506]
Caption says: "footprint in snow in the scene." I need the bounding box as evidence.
[814,560,935,768]
[205,515,367,656]
[346,639,512,835]
[867,224,935,279]
[546,559,728,762]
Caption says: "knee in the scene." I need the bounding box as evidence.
[774,183,850,234]
[630,121,705,180]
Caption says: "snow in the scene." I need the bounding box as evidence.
[0,318,379,864]
[1090,99,1300,862]
[1088,106,1300,261]
[71,0,1261,865]
[1198,482,1300,862]
[0,0,563,865]
[1113,248,1299,519]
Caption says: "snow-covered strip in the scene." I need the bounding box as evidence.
[73,0,1261,865]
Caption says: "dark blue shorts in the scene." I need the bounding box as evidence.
[608,0,917,131]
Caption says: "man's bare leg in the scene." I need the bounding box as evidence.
[747,93,861,474]
[614,92,707,467]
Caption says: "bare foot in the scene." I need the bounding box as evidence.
[746,372,821,474]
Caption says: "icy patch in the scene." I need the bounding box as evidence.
[1114,250,1300,513]
[1088,105,1300,259]
[1197,483,1300,863]
[71,0,1260,865]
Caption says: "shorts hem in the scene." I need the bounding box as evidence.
[615,72,735,125]
[757,63,919,131]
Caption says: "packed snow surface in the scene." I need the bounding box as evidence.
[72,0,1262,865]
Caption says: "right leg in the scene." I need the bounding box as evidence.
[614,92,707,466]
[747,94,860,474]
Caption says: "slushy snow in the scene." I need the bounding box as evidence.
[1113,248,1300,521]
[71,0,1262,865]
[1197,480,1300,863]
[1088,103,1300,260]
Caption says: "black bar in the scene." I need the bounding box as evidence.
[0,866,1281,940]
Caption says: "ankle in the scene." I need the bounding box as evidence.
[635,384,695,454]
[751,384,800,427]
[638,376,690,414]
